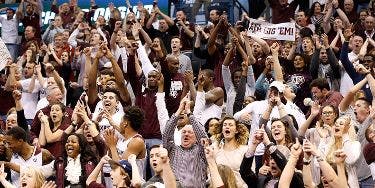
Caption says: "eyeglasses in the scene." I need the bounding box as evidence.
[322,111,334,115]
[126,21,135,25]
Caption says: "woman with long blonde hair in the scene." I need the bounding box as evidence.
[325,115,360,188]
[214,116,249,188]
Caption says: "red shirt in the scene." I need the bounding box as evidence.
[269,0,300,24]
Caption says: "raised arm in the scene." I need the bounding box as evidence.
[154,7,174,26]
[322,2,333,33]
[298,102,320,137]
[207,17,224,55]
[110,21,122,51]
[87,48,102,106]
[103,44,131,105]
[204,143,224,188]
[251,35,270,55]
[270,42,283,81]
[86,156,110,186]
[339,78,367,112]
[176,19,194,38]
[156,74,170,132]
[279,139,303,188]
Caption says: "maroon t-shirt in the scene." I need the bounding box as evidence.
[127,55,162,139]
[269,0,300,24]
[0,79,15,116]
[30,105,73,143]
[165,73,185,116]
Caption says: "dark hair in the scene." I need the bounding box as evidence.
[310,78,330,90]
[202,69,215,80]
[231,68,242,82]
[204,117,220,135]
[102,87,120,99]
[153,37,168,57]
[150,144,161,151]
[123,106,145,131]
[270,118,294,147]
[309,2,323,17]
[59,133,98,186]
[100,69,115,77]
[6,127,27,142]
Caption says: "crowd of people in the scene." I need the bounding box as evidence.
[0,0,375,187]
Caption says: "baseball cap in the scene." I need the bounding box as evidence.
[108,159,132,177]
[269,81,285,93]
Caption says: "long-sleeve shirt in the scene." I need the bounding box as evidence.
[310,48,341,91]
[222,65,255,116]
[42,26,64,44]
[162,114,208,188]
[340,41,372,101]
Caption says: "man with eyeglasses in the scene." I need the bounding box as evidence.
[310,78,343,108]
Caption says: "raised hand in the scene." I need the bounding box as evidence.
[12,90,22,101]
[290,138,302,158]
[302,139,319,157]
[184,70,194,84]
[343,24,354,41]
[38,110,49,124]
[259,165,270,176]
[41,181,57,188]
[310,101,321,117]
[158,145,169,164]
[103,128,118,148]
[333,149,347,164]
[270,42,280,55]
[128,153,137,164]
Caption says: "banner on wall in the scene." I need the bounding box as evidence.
[247,18,296,41]
[0,0,168,27]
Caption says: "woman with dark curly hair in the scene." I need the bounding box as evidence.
[214,115,249,188]
[54,133,98,188]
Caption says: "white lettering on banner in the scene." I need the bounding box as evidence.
[247,18,296,41]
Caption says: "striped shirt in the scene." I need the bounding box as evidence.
[163,114,208,188]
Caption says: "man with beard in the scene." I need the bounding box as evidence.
[222,37,255,116]
[341,28,372,100]
[17,0,42,39]
[146,6,178,53]
[310,34,341,91]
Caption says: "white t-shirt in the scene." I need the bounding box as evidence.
[339,52,356,97]
[20,78,42,119]
[0,16,19,44]
[36,78,67,111]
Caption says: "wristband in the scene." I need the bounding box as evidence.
[316,155,324,162]
[303,158,311,165]
[71,122,78,128]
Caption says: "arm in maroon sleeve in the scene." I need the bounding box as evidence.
[127,55,143,96]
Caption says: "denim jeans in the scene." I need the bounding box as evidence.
[5,43,19,61]
[359,176,375,188]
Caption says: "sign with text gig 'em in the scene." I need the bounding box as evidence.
[0,0,168,27]
[247,18,296,41]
